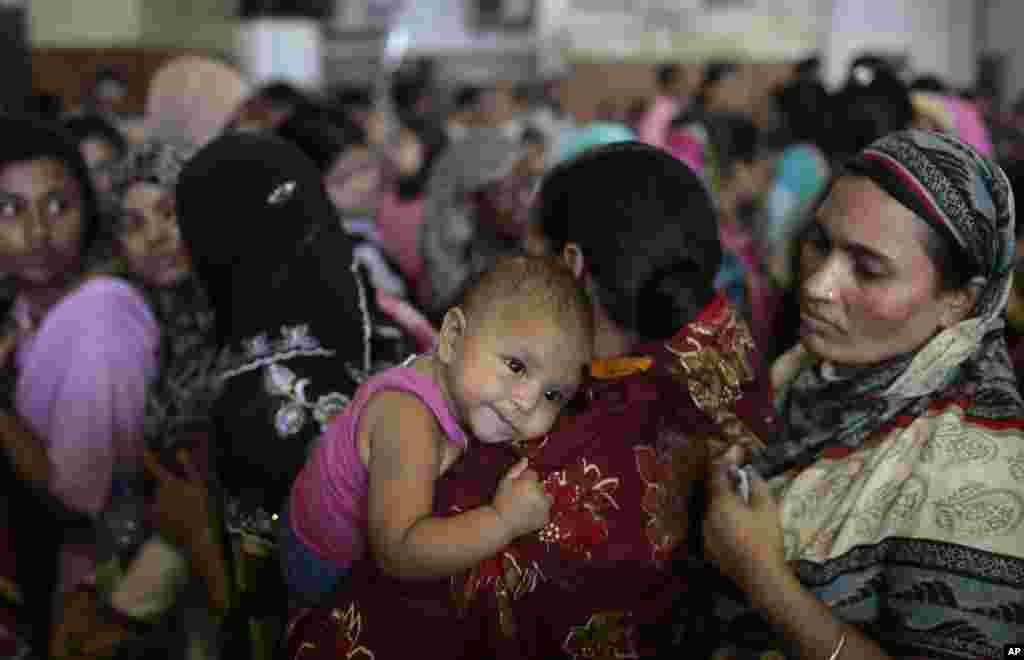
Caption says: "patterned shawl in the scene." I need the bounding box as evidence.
[753,130,1022,479]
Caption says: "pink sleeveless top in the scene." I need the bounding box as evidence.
[288,364,469,569]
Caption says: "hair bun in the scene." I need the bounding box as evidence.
[634,260,715,340]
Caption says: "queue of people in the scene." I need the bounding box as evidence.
[0,49,1022,660]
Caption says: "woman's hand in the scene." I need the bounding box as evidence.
[702,446,788,594]
[143,448,210,550]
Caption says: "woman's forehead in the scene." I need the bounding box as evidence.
[0,157,75,191]
[822,176,931,262]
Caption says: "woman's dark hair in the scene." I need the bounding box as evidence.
[829,68,913,161]
[0,115,101,258]
[63,114,128,158]
[453,86,483,114]
[276,107,366,173]
[656,63,682,90]
[396,116,449,201]
[705,113,760,179]
[910,74,950,94]
[532,141,722,340]
[772,79,832,148]
[1002,159,1024,240]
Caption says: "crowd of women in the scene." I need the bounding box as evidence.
[0,48,1022,660]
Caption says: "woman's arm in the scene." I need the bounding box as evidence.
[143,449,230,614]
[703,447,891,660]
[366,390,550,579]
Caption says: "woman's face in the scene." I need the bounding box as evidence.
[798,176,966,366]
[325,146,381,213]
[395,128,425,178]
[0,158,85,287]
[119,181,191,287]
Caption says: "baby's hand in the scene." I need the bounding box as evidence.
[492,457,552,540]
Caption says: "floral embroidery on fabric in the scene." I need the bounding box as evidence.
[663,295,755,421]
[448,497,544,638]
[635,444,700,566]
[933,482,1024,537]
[292,603,375,660]
[221,324,335,381]
[450,545,544,638]
[562,611,639,660]
[263,363,351,437]
[537,459,620,561]
[220,325,351,440]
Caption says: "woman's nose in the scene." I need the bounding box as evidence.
[802,253,843,304]
[24,205,50,246]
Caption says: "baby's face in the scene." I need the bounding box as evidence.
[446,311,590,445]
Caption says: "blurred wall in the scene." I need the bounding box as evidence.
[29,0,236,49]
[824,0,976,89]
[985,0,1024,104]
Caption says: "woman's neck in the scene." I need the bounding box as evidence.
[17,279,76,327]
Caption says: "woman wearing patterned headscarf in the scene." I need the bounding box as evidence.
[419,130,530,319]
[705,130,1024,659]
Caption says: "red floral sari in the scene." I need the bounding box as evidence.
[285,294,778,659]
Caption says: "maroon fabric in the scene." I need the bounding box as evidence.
[285,294,778,659]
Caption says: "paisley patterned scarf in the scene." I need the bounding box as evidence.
[754,129,1023,477]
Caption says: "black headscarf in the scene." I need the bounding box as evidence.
[176,132,406,516]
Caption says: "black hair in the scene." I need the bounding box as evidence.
[395,116,449,201]
[532,141,722,340]
[511,82,534,105]
[63,114,128,158]
[453,86,483,113]
[24,93,65,121]
[772,79,832,148]
[275,108,366,173]
[705,113,760,179]
[795,55,822,79]
[910,74,950,94]
[257,80,311,108]
[656,63,682,90]
[0,115,102,259]
[1003,159,1024,239]
[333,85,373,111]
[829,69,913,161]
[520,123,546,148]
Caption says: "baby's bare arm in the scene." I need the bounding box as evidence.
[366,391,512,579]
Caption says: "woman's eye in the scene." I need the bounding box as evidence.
[0,200,17,218]
[854,261,885,281]
[46,196,69,216]
[504,358,526,375]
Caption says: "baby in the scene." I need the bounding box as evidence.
[282,255,595,604]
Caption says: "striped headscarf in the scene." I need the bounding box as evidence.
[756,129,1021,476]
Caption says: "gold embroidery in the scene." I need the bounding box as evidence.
[563,611,639,660]
[665,301,755,424]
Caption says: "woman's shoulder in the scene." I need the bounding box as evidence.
[43,274,157,341]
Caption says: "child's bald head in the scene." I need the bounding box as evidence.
[457,255,595,347]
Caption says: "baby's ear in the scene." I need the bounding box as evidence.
[437,306,468,365]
